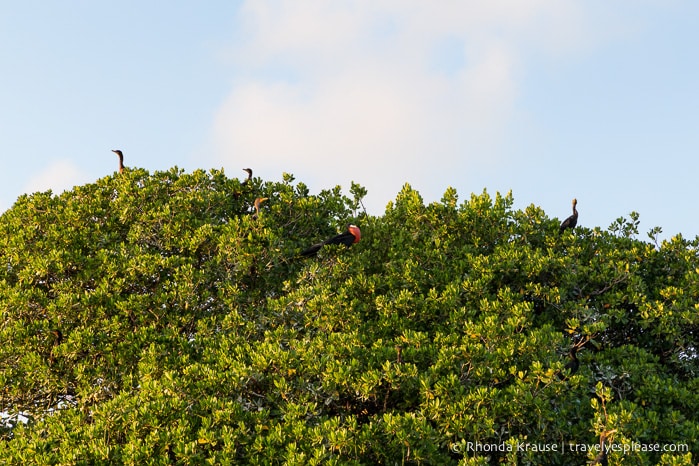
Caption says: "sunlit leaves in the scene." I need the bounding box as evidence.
[1,171,697,463]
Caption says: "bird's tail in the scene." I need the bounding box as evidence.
[300,243,324,257]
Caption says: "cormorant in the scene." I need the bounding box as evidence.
[300,225,361,257]
[252,197,268,219]
[233,168,253,199]
[559,198,578,233]
[242,168,253,184]
[591,447,608,466]
[556,345,580,381]
[395,345,403,364]
[50,329,63,345]
[562,347,579,378]
[111,150,125,174]
[591,431,611,465]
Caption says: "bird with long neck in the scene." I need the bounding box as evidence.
[591,430,615,465]
[556,346,580,380]
[242,168,253,185]
[111,150,125,174]
[559,198,578,233]
[252,197,268,220]
[556,334,591,380]
[233,168,254,199]
[301,225,361,257]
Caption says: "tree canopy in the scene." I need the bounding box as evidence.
[1,167,697,465]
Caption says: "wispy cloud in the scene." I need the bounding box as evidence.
[210,1,596,212]
[23,159,90,197]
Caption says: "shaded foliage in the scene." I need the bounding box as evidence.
[0,169,697,465]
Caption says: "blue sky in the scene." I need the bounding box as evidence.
[1,1,697,241]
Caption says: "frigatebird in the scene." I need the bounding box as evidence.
[559,198,578,233]
[300,225,361,257]
[111,150,125,174]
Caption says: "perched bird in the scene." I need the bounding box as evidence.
[591,431,612,466]
[252,197,268,219]
[50,329,63,345]
[301,225,361,257]
[559,198,578,233]
[591,446,608,466]
[48,328,63,365]
[557,346,580,380]
[233,168,254,199]
[111,149,125,174]
[242,168,253,184]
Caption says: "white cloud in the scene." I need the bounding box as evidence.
[23,159,90,196]
[209,1,595,212]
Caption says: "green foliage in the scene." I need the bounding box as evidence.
[1,170,697,464]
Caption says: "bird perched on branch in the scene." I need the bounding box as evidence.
[301,225,361,257]
[252,197,268,220]
[559,198,578,233]
[557,346,580,380]
[233,168,254,199]
[111,150,125,174]
[591,430,615,465]
[556,334,593,380]
[242,168,253,185]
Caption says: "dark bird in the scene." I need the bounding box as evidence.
[591,430,613,466]
[591,447,608,466]
[111,149,125,174]
[48,328,63,366]
[252,197,268,219]
[242,168,253,184]
[233,168,253,199]
[559,198,578,233]
[300,224,361,257]
[50,329,63,345]
[395,345,403,364]
[557,346,580,380]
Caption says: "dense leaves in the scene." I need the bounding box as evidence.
[0,168,697,464]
